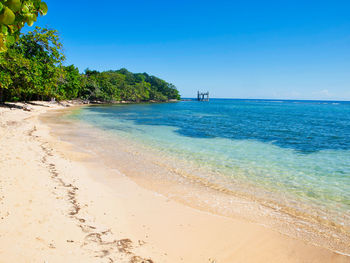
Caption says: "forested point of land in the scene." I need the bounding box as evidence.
[0,27,180,103]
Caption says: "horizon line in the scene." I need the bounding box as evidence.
[181,97,350,102]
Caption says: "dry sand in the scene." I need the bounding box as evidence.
[0,102,348,263]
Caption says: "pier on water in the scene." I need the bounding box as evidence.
[197,91,209,101]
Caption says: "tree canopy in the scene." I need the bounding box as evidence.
[0,27,65,101]
[0,26,181,102]
[0,2,180,103]
[81,69,180,102]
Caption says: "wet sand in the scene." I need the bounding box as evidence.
[0,102,348,262]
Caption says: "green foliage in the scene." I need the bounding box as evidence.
[81,68,180,102]
[0,0,48,52]
[0,26,180,103]
[57,65,82,99]
[0,26,65,101]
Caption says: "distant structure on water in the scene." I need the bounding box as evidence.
[197,91,209,101]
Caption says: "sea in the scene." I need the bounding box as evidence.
[46,99,350,254]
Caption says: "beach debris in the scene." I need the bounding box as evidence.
[22,104,33,111]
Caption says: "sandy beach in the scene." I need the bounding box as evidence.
[0,102,348,263]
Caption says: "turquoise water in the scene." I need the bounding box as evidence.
[70,99,350,243]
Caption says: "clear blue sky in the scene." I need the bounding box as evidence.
[26,0,350,100]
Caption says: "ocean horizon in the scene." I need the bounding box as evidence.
[182,97,350,103]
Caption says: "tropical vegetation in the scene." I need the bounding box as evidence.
[0,0,47,52]
[0,0,180,103]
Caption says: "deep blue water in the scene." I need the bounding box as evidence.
[86,99,350,153]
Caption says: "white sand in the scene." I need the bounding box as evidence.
[0,102,348,263]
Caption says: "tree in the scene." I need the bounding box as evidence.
[0,24,181,103]
[0,0,48,52]
[21,27,65,98]
[0,46,31,101]
[81,68,180,102]
[57,65,82,99]
[0,26,65,101]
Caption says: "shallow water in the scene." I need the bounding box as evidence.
[47,99,350,253]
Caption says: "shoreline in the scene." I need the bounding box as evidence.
[46,104,350,255]
[0,102,349,262]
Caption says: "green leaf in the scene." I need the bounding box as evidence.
[0,34,7,52]
[21,4,29,13]
[6,34,15,45]
[6,0,22,13]
[39,1,47,15]
[0,7,16,25]
[0,25,8,35]
[33,0,40,9]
